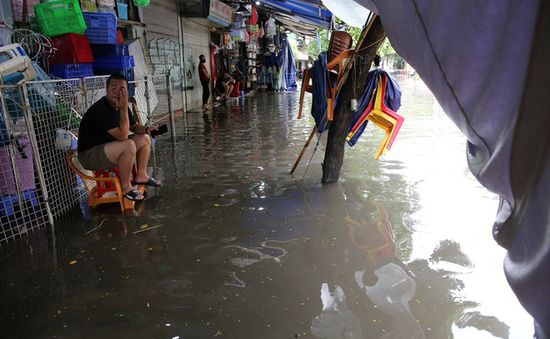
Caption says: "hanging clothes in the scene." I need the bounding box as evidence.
[247,6,258,25]
[310,52,329,133]
[265,17,276,37]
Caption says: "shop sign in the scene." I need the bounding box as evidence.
[207,0,233,27]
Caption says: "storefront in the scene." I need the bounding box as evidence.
[180,0,232,109]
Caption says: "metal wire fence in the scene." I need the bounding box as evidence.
[0,73,175,245]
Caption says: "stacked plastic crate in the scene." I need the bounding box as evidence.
[0,44,39,224]
[85,11,135,95]
[34,0,94,79]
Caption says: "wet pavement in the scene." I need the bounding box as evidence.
[0,78,534,338]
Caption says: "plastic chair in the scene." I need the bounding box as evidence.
[346,75,403,159]
[346,201,395,266]
[66,150,144,211]
[377,76,404,151]
[298,31,354,120]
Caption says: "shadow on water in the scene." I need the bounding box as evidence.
[0,89,516,338]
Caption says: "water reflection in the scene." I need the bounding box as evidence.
[0,84,530,338]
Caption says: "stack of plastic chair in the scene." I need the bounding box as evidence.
[298,31,354,121]
[347,73,403,159]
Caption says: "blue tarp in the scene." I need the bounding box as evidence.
[279,34,297,90]
[262,0,332,29]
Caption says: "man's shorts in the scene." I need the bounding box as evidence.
[77,144,117,171]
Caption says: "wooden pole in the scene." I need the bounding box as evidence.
[322,16,386,183]
[289,126,317,175]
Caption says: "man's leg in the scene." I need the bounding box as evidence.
[129,133,160,185]
[202,82,210,109]
[103,139,137,194]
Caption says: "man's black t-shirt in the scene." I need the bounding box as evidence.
[77,97,136,153]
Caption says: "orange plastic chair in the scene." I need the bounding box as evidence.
[298,31,354,120]
[66,150,144,211]
[346,201,395,266]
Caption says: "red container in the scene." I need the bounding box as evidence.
[49,33,94,64]
[117,30,124,45]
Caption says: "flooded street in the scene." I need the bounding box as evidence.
[0,78,533,338]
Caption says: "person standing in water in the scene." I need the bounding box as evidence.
[198,54,210,111]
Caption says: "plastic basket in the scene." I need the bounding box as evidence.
[94,55,134,69]
[0,110,8,145]
[116,2,128,20]
[49,33,94,64]
[90,44,128,57]
[49,63,94,79]
[132,0,150,7]
[34,0,87,37]
[0,190,39,217]
[83,12,117,44]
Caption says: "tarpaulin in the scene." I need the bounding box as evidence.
[261,0,332,29]
[352,0,548,334]
[321,0,371,28]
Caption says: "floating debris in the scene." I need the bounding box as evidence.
[82,217,107,236]
[132,225,163,235]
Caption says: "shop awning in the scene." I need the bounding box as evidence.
[321,0,371,28]
[259,0,332,30]
[274,13,318,36]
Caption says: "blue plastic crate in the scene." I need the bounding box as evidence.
[49,63,94,79]
[116,2,128,20]
[90,43,128,57]
[0,110,8,145]
[94,55,134,69]
[83,12,117,44]
[0,190,39,217]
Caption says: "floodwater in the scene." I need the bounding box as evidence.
[0,78,534,339]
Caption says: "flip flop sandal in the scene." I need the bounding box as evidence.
[132,177,161,187]
[123,188,145,201]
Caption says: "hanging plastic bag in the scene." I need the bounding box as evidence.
[55,128,76,150]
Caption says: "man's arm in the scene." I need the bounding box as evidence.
[200,66,210,81]
[107,87,130,140]
[130,123,153,135]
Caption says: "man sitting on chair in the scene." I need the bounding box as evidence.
[77,74,161,202]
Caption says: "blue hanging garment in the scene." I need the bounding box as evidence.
[310,52,329,132]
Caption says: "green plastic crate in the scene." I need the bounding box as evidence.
[34,0,86,37]
[132,0,150,7]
